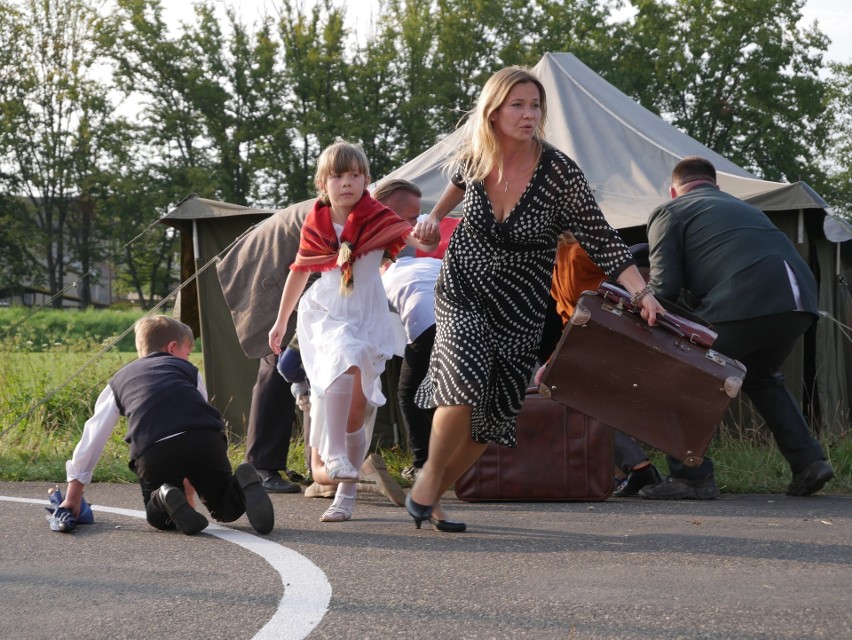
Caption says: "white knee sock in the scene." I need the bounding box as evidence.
[322,373,355,463]
[337,425,368,499]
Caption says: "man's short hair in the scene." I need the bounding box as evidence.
[371,179,422,203]
[672,156,716,187]
[134,315,194,357]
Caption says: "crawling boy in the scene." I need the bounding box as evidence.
[58,315,274,535]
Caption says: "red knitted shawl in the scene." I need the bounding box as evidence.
[291,192,411,293]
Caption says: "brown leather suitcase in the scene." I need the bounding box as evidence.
[539,286,746,467]
[454,390,615,502]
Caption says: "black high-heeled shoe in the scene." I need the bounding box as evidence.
[405,494,433,529]
[429,516,467,533]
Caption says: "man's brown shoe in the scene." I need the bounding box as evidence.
[358,453,406,507]
[304,482,337,498]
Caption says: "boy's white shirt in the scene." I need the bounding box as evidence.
[65,372,209,484]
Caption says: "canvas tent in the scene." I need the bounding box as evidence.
[161,52,851,437]
[160,195,277,432]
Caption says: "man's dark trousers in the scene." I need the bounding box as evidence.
[667,310,824,480]
[245,353,296,471]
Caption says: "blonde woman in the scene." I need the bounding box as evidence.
[409,66,664,531]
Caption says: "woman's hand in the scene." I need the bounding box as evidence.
[533,364,547,387]
[412,214,441,244]
[638,292,665,326]
[616,265,665,327]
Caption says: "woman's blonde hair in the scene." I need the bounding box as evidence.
[453,66,547,183]
[315,139,371,204]
[134,315,194,357]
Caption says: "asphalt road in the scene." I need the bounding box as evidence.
[1,481,850,640]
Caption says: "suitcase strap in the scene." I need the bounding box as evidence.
[595,282,718,348]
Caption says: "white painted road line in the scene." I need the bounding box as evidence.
[0,496,332,640]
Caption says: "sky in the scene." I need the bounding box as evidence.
[159,0,852,65]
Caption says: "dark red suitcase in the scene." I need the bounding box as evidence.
[454,390,614,502]
[539,285,746,467]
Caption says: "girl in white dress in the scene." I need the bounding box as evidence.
[268,140,438,522]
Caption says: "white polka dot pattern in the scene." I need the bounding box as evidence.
[417,144,634,446]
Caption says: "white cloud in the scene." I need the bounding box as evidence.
[800,0,852,63]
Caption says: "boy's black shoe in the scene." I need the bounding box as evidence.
[613,464,663,497]
[257,469,301,494]
[236,463,275,534]
[638,475,720,500]
[786,460,834,496]
[157,484,209,535]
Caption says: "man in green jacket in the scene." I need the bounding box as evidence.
[641,156,833,500]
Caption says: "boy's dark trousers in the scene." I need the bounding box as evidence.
[133,430,245,530]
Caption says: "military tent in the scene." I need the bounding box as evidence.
[160,195,276,432]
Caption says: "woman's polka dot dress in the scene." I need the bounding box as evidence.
[417,144,635,446]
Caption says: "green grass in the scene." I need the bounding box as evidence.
[1,307,849,493]
[647,431,851,494]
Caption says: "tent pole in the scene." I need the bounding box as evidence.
[797,210,804,244]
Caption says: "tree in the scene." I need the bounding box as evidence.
[272,0,351,202]
[815,62,852,219]
[179,3,282,206]
[66,79,125,307]
[99,0,282,304]
[528,0,621,70]
[430,0,511,132]
[0,192,42,296]
[0,0,111,307]
[77,110,180,309]
[344,0,436,179]
[102,0,220,203]
[606,0,830,183]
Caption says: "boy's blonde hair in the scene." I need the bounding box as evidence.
[315,139,371,204]
[134,315,194,357]
[454,66,547,183]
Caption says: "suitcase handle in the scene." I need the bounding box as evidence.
[595,283,718,348]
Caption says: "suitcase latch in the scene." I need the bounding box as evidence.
[602,302,623,317]
[706,349,725,366]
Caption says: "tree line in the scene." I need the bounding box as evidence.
[0,0,849,308]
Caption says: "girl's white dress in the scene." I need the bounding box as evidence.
[297,229,406,459]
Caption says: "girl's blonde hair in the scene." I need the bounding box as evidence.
[315,139,371,204]
[134,315,194,357]
[453,66,547,183]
